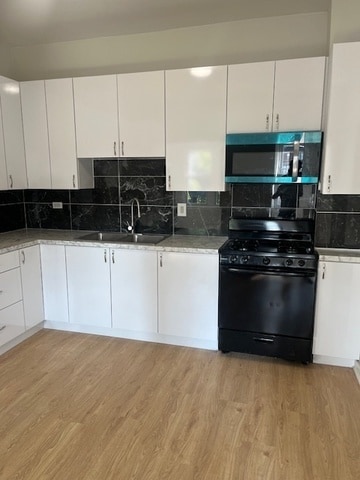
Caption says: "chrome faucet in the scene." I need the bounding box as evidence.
[128,198,141,234]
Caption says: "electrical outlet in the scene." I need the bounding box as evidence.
[177,203,187,217]
[52,202,63,209]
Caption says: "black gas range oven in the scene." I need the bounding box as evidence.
[218,218,318,363]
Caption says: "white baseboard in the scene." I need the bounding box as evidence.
[354,360,360,385]
[313,354,356,368]
[43,321,218,351]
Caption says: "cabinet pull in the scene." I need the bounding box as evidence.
[72,174,76,188]
[121,141,124,156]
[112,250,115,264]
[327,175,331,193]
[9,175,13,188]
[104,249,107,263]
[21,251,25,264]
[168,175,171,189]
[322,264,326,279]
[160,254,163,268]
[265,114,270,130]
[275,113,279,130]
[113,141,117,156]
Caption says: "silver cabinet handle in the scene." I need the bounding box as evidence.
[322,263,326,279]
[327,175,331,193]
[292,140,300,181]
[72,174,76,188]
[168,175,171,189]
[265,114,270,131]
[275,113,279,130]
[121,141,124,156]
[104,249,107,263]
[112,250,115,264]
[113,141,117,156]
[159,254,163,268]
[9,175,13,188]
[21,251,25,264]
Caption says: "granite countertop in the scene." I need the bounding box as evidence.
[0,229,227,255]
[316,247,360,263]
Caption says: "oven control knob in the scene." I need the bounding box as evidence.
[263,257,270,265]
[285,258,293,266]
[298,259,306,267]
[229,255,238,264]
[240,255,249,264]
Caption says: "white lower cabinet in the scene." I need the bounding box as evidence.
[158,252,218,344]
[111,249,157,333]
[66,246,111,328]
[19,245,44,329]
[0,251,25,347]
[41,245,69,323]
[313,261,360,366]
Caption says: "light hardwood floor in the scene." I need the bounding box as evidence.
[0,330,359,479]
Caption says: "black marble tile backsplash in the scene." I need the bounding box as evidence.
[2,158,360,247]
[315,192,360,248]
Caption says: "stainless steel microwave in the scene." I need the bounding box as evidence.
[225,131,323,184]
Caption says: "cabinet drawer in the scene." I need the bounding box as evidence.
[0,302,25,347]
[0,251,20,273]
[0,268,22,310]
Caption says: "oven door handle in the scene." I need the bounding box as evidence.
[226,267,315,278]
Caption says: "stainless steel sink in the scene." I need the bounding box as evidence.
[78,232,168,245]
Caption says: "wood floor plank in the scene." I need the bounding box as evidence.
[0,330,359,479]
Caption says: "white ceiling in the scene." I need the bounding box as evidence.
[0,0,331,47]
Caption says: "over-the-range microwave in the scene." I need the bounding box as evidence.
[225,131,323,184]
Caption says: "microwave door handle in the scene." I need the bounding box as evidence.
[292,140,300,181]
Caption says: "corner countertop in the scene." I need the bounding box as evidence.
[0,229,227,255]
[316,247,360,263]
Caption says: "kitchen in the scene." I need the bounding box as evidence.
[0,0,360,478]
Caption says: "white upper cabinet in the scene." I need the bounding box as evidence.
[227,62,275,133]
[321,42,360,194]
[273,57,326,132]
[117,71,165,158]
[45,78,93,189]
[165,66,227,191]
[20,80,51,188]
[227,57,326,133]
[0,107,8,190]
[0,77,27,189]
[73,75,119,158]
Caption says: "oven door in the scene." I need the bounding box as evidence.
[218,265,316,339]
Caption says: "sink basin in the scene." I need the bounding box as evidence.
[78,232,168,245]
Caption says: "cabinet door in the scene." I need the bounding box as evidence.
[66,246,111,327]
[227,62,275,133]
[313,261,360,363]
[46,78,94,190]
[0,302,25,348]
[0,107,8,190]
[273,57,325,132]
[19,246,44,329]
[0,77,27,189]
[111,249,157,333]
[165,66,227,191]
[20,80,52,188]
[321,43,360,194]
[158,252,218,341]
[73,75,119,158]
[41,245,69,323]
[117,71,165,157]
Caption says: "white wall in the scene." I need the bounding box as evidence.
[330,0,360,44]
[9,13,328,80]
[0,44,12,77]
